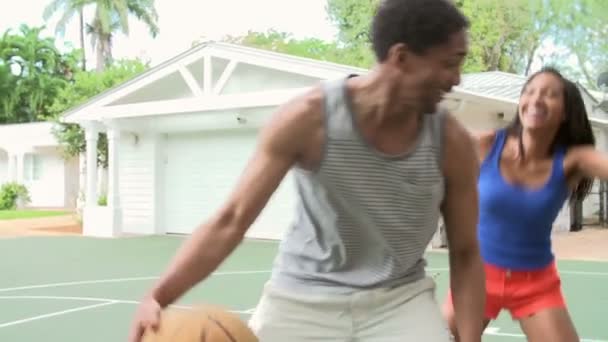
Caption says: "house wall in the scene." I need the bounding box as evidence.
[64,155,80,209]
[450,100,515,132]
[24,150,67,208]
[0,122,79,209]
[0,150,73,209]
[118,133,159,234]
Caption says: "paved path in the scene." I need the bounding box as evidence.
[0,215,81,238]
[1,214,607,262]
[552,226,608,261]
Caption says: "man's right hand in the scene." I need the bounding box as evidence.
[128,296,162,342]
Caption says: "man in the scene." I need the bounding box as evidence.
[129,0,485,341]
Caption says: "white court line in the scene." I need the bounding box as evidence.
[2,266,607,294]
[427,267,608,277]
[0,297,605,340]
[0,270,271,293]
[0,301,117,328]
[0,276,158,293]
[0,295,255,329]
[0,295,164,307]
[484,327,607,342]
[0,295,251,314]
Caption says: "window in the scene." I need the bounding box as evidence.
[24,154,42,181]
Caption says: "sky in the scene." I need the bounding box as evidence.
[0,0,338,67]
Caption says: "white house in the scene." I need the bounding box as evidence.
[0,122,80,209]
[60,42,608,238]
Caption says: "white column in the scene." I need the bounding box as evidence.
[85,126,99,207]
[77,152,86,211]
[107,128,121,208]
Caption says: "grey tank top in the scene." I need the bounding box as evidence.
[269,76,446,293]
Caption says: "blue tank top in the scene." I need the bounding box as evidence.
[477,129,570,270]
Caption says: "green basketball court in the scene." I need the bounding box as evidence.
[0,235,605,341]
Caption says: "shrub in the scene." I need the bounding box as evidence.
[0,182,30,210]
[97,194,107,206]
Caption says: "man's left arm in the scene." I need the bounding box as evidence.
[440,114,486,342]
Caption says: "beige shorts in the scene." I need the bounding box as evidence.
[248,276,452,342]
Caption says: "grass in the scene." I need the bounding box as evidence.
[0,210,69,220]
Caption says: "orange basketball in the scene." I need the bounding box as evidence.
[141,305,258,342]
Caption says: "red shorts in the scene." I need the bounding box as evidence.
[444,261,566,320]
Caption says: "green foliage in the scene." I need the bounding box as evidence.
[0,24,80,124]
[44,0,160,72]
[47,58,148,167]
[325,0,378,67]
[457,0,608,86]
[0,210,68,220]
[541,0,608,89]
[222,29,372,69]
[47,58,147,117]
[458,0,537,74]
[97,193,107,206]
[323,0,607,87]
[325,0,541,74]
[0,183,30,210]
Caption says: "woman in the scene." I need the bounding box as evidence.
[442,67,608,341]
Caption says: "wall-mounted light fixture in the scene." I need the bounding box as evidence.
[131,132,139,145]
[236,115,247,124]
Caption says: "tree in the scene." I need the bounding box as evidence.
[43,0,88,70]
[324,0,607,86]
[47,58,148,167]
[43,0,160,72]
[457,0,537,73]
[86,0,160,71]
[0,24,79,124]
[542,0,608,89]
[324,0,540,73]
[222,29,371,68]
[325,0,377,67]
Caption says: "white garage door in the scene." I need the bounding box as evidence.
[163,129,296,240]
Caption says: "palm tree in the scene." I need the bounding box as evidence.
[0,25,72,122]
[44,0,159,72]
[43,0,88,71]
[87,0,159,71]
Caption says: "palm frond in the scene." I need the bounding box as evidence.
[42,0,65,21]
[96,3,113,34]
[127,1,159,37]
[55,7,78,37]
[112,0,130,34]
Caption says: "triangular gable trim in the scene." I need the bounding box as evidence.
[62,42,368,122]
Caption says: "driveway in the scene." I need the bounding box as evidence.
[0,214,81,237]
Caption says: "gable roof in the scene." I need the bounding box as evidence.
[458,71,526,103]
[60,42,608,127]
[459,70,608,113]
[62,44,522,123]
[61,41,368,122]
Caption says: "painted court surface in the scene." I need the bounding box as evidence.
[0,235,605,341]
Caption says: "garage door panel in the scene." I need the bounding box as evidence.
[164,129,295,239]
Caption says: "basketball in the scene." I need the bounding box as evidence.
[141,305,258,342]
